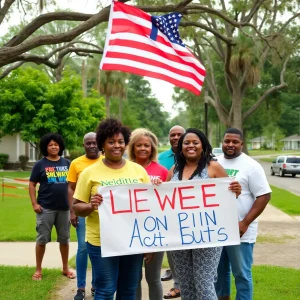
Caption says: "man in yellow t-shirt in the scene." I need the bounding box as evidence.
[67,132,101,300]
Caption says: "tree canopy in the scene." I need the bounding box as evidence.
[0,67,106,149]
[1,0,299,141]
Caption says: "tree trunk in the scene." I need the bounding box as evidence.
[55,63,63,82]
[231,90,243,131]
[119,98,123,121]
[242,129,249,155]
[106,95,110,117]
[82,60,87,97]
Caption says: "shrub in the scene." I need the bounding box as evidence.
[0,154,9,169]
[19,155,29,171]
[69,149,85,161]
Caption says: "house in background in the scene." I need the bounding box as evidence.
[281,134,300,150]
[0,134,36,168]
[250,136,274,150]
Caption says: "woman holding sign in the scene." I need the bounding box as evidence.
[168,128,241,300]
[128,128,168,300]
[72,119,154,300]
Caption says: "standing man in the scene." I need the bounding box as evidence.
[68,132,101,300]
[215,128,271,300]
[159,125,185,299]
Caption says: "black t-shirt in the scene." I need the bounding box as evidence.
[30,157,70,210]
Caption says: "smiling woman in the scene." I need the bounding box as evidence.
[127,128,168,300]
[28,133,73,281]
[72,118,152,300]
[166,128,241,300]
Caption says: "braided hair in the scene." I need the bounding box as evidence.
[174,128,214,180]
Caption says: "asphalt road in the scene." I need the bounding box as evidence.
[255,159,300,196]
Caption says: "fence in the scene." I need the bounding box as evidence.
[0,176,29,201]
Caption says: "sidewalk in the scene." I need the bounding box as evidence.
[0,242,77,268]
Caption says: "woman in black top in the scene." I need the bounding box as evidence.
[29,133,75,281]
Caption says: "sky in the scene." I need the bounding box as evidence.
[1,0,179,118]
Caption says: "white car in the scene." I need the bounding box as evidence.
[212,148,223,157]
[271,156,300,177]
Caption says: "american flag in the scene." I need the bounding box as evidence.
[100,1,206,95]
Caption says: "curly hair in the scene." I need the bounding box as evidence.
[127,128,158,162]
[39,133,65,157]
[174,128,213,180]
[96,118,131,150]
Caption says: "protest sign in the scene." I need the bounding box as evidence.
[98,178,240,257]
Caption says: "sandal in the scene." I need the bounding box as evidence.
[62,270,76,279]
[163,288,181,299]
[32,272,42,281]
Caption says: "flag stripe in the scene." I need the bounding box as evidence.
[105,47,204,86]
[110,30,197,62]
[111,14,198,59]
[108,37,206,77]
[114,1,152,22]
[100,1,205,95]
[102,57,202,91]
[102,63,200,95]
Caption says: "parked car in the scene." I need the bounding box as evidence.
[212,148,223,157]
[270,156,300,177]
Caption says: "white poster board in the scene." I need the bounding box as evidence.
[98,178,240,257]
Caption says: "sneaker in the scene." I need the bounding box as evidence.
[74,289,85,300]
[91,288,95,297]
[161,269,173,281]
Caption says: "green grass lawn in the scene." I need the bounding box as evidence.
[1,264,299,300]
[0,171,31,178]
[259,157,277,162]
[0,265,67,300]
[269,185,300,215]
[249,150,300,156]
[0,180,76,241]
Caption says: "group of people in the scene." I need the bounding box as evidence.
[29,117,271,300]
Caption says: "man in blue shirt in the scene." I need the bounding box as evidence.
[159,125,185,299]
[159,125,185,170]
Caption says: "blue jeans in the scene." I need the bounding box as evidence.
[86,242,143,300]
[215,243,254,300]
[76,217,95,289]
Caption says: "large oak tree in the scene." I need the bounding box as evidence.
[1,0,299,137]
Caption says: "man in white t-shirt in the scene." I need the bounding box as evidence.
[215,128,271,300]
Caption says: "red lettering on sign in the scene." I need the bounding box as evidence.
[178,186,199,209]
[154,188,177,210]
[110,190,133,214]
[201,184,219,207]
[134,189,150,213]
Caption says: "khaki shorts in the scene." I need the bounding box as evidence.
[36,208,70,245]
